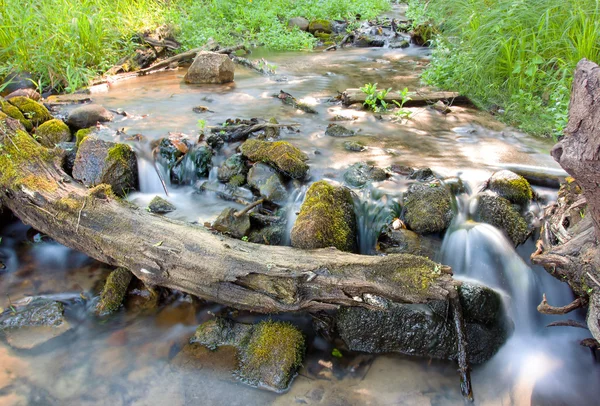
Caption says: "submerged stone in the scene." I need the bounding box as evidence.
[95,268,133,316]
[35,118,71,147]
[291,180,357,252]
[473,193,529,246]
[486,170,533,206]
[184,51,235,84]
[240,139,309,179]
[212,207,251,239]
[148,195,176,214]
[66,104,113,130]
[403,182,454,235]
[325,123,354,137]
[343,162,387,188]
[343,141,366,152]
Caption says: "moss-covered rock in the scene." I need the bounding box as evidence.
[95,268,133,316]
[247,162,288,203]
[1,100,31,130]
[212,207,251,238]
[8,96,52,127]
[343,141,366,152]
[325,123,354,137]
[190,318,304,392]
[217,153,248,184]
[75,127,96,147]
[148,195,176,214]
[240,139,309,179]
[473,193,529,246]
[486,170,533,206]
[172,145,213,184]
[377,227,439,259]
[291,180,357,252]
[403,181,454,234]
[72,137,138,196]
[35,119,71,147]
[308,19,333,34]
[344,162,387,187]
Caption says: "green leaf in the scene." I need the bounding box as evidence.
[332,348,343,358]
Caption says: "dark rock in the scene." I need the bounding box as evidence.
[248,224,286,245]
[35,118,71,147]
[288,17,309,32]
[343,141,366,152]
[217,153,248,185]
[389,40,410,49]
[247,163,287,203]
[409,167,435,181]
[486,170,533,206]
[172,145,213,183]
[343,162,387,187]
[378,228,439,259]
[291,180,357,252]
[157,136,191,172]
[72,137,138,196]
[66,104,113,130]
[325,123,355,137]
[0,71,35,96]
[197,181,255,204]
[473,193,529,246]
[95,268,133,316]
[403,182,454,234]
[55,141,77,175]
[240,139,309,179]
[184,51,235,84]
[213,207,251,238]
[148,196,176,214]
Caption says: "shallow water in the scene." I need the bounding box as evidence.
[2,5,599,405]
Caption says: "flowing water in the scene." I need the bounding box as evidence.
[2,5,600,405]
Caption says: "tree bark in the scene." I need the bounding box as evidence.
[341,88,469,107]
[0,121,457,314]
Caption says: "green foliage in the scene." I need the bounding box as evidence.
[408,0,600,139]
[360,82,392,112]
[393,87,412,119]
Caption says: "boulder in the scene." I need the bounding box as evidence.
[72,137,138,196]
[403,182,454,234]
[1,99,32,130]
[212,207,251,239]
[148,195,176,214]
[0,71,35,96]
[288,17,309,32]
[8,96,52,128]
[377,227,439,259]
[308,19,333,34]
[172,145,213,183]
[66,104,113,130]
[240,139,309,179]
[190,318,304,392]
[95,267,133,316]
[247,163,287,203]
[184,51,235,84]
[473,193,529,246]
[325,123,355,137]
[343,162,387,187]
[336,282,511,364]
[291,180,357,252]
[35,119,71,147]
[248,224,286,245]
[217,153,248,185]
[486,170,533,206]
[75,127,96,147]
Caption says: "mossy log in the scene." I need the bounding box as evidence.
[0,118,457,314]
[340,88,470,107]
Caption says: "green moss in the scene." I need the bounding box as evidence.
[19,174,58,192]
[228,174,246,187]
[107,143,133,165]
[488,172,533,205]
[35,119,71,147]
[240,139,309,179]
[56,196,82,212]
[403,182,454,234]
[309,19,333,33]
[75,128,94,147]
[95,267,132,316]
[1,101,32,131]
[0,111,7,120]
[88,184,116,200]
[366,254,443,294]
[8,96,52,127]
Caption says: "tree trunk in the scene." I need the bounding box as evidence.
[0,121,456,314]
[341,88,469,107]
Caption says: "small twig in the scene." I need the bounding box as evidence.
[234,199,264,218]
[546,319,588,329]
[28,203,56,219]
[449,291,474,402]
[587,272,600,289]
[76,199,87,233]
[537,294,584,315]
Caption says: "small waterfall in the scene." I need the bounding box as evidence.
[354,187,394,255]
[137,157,168,195]
[282,185,308,246]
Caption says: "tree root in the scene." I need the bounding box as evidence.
[537,294,585,315]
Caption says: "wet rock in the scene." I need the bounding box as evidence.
[336,282,511,364]
[148,195,176,214]
[157,136,190,171]
[217,153,248,185]
[247,163,287,203]
[378,228,439,259]
[444,176,468,195]
[291,180,357,252]
[5,88,41,101]
[212,207,251,238]
[389,39,410,49]
[190,318,304,392]
[343,141,366,152]
[248,224,286,245]
[72,137,138,196]
[35,118,71,147]
[308,19,333,34]
[75,127,96,147]
[197,181,255,204]
[184,51,235,84]
[473,193,529,246]
[403,182,454,234]
[0,298,71,350]
[8,96,52,128]
[325,123,355,137]
[486,170,533,206]
[240,139,309,179]
[55,141,77,175]
[95,268,133,316]
[1,99,31,130]
[409,167,435,181]
[172,145,213,183]
[288,17,309,32]
[0,71,35,95]
[66,104,113,130]
[126,279,160,313]
[263,117,280,139]
[343,162,387,187]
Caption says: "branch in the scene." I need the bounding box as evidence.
[537,294,584,315]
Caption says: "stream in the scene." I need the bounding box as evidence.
[1,5,600,405]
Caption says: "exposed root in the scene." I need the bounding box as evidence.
[537,294,585,315]
[546,320,588,329]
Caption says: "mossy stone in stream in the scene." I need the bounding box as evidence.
[343,162,387,188]
[240,139,309,179]
[35,119,71,147]
[248,224,286,245]
[325,123,354,137]
[290,180,357,252]
[8,96,52,128]
[308,19,333,34]
[343,141,366,152]
[1,100,31,130]
[212,207,251,239]
[217,153,248,184]
[95,267,133,316]
[148,195,176,214]
[402,181,454,235]
[473,193,529,246]
[75,127,95,147]
[486,170,533,206]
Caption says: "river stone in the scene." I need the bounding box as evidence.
[72,137,138,196]
[336,282,511,364]
[377,228,439,260]
[213,207,251,239]
[249,224,286,245]
[409,167,435,181]
[1,100,32,130]
[172,145,213,184]
[308,19,333,34]
[184,51,235,84]
[247,163,287,203]
[288,17,309,31]
[157,136,191,171]
[190,318,304,392]
[325,123,355,137]
[343,162,387,187]
[403,182,454,234]
[291,180,357,252]
[0,298,71,350]
[0,71,35,95]
[8,96,52,127]
[56,141,77,175]
[35,118,71,147]
[66,104,113,130]
[473,193,529,246]
[343,141,366,152]
[240,139,309,179]
[486,170,533,206]
[5,88,41,101]
[95,268,133,316]
[148,195,176,214]
[217,153,248,185]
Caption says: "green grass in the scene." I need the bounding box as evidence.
[407,0,600,139]
[0,0,391,93]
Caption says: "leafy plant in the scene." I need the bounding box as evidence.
[360,82,392,112]
[392,87,412,119]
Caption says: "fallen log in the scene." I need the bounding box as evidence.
[341,88,470,107]
[0,119,457,314]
